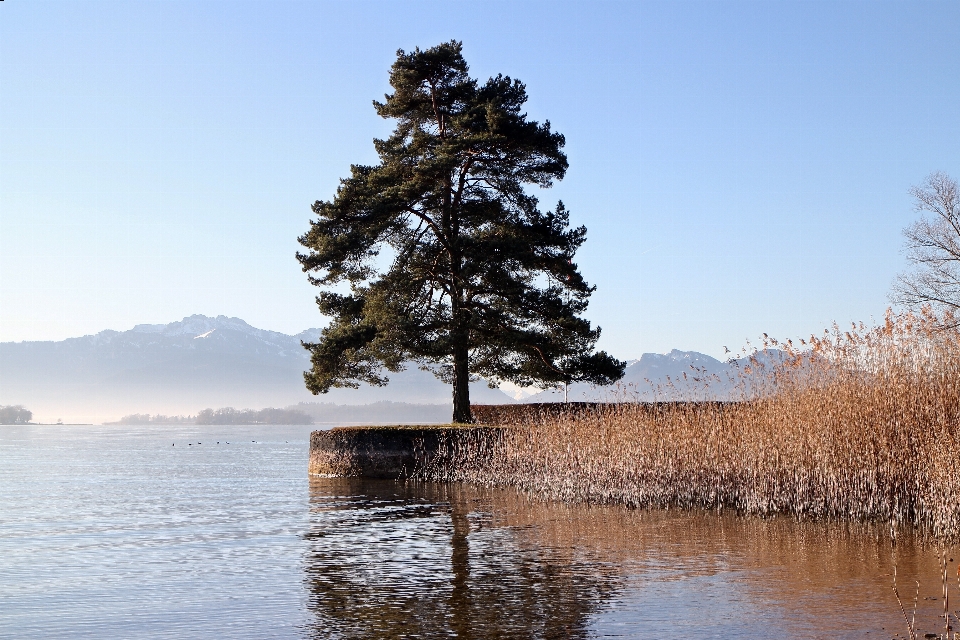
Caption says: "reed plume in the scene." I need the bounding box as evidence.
[433,308,960,538]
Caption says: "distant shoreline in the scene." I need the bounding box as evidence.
[2,423,94,426]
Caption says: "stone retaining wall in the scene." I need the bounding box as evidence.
[309,426,509,480]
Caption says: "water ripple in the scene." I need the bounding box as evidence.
[1,425,955,639]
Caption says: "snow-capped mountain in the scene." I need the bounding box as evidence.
[525,349,740,403]
[0,315,512,423]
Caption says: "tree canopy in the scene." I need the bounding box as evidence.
[0,405,32,425]
[297,41,624,422]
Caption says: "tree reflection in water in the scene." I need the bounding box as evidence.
[304,477,960,638]
[303,478,620,639]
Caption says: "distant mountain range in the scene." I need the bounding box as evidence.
[0,314,766,423]
[527,349,741,403]
[0,315,512,423]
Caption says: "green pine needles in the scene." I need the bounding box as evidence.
[297,41,624,423]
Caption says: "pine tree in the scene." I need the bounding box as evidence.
[297,41,624,423]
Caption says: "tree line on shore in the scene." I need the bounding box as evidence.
[109,401,464,425]
[110,407,314,425]
[0,405,32,424]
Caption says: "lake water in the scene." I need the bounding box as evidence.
[0,424,955,639]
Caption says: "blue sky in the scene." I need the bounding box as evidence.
[1,0,959,360]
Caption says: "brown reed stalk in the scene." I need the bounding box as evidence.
[893,565,919,640]
[955,559,960,639]
[443,308,960,540]
[941,549,948,638]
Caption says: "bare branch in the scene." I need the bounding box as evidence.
[893,173,960,320]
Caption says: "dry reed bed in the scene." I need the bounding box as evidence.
[430,310,960,538]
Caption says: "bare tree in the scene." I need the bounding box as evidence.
[891,172,960,325]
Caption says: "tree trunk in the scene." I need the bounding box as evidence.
[449,228,471,423]
[452,342,472,423]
